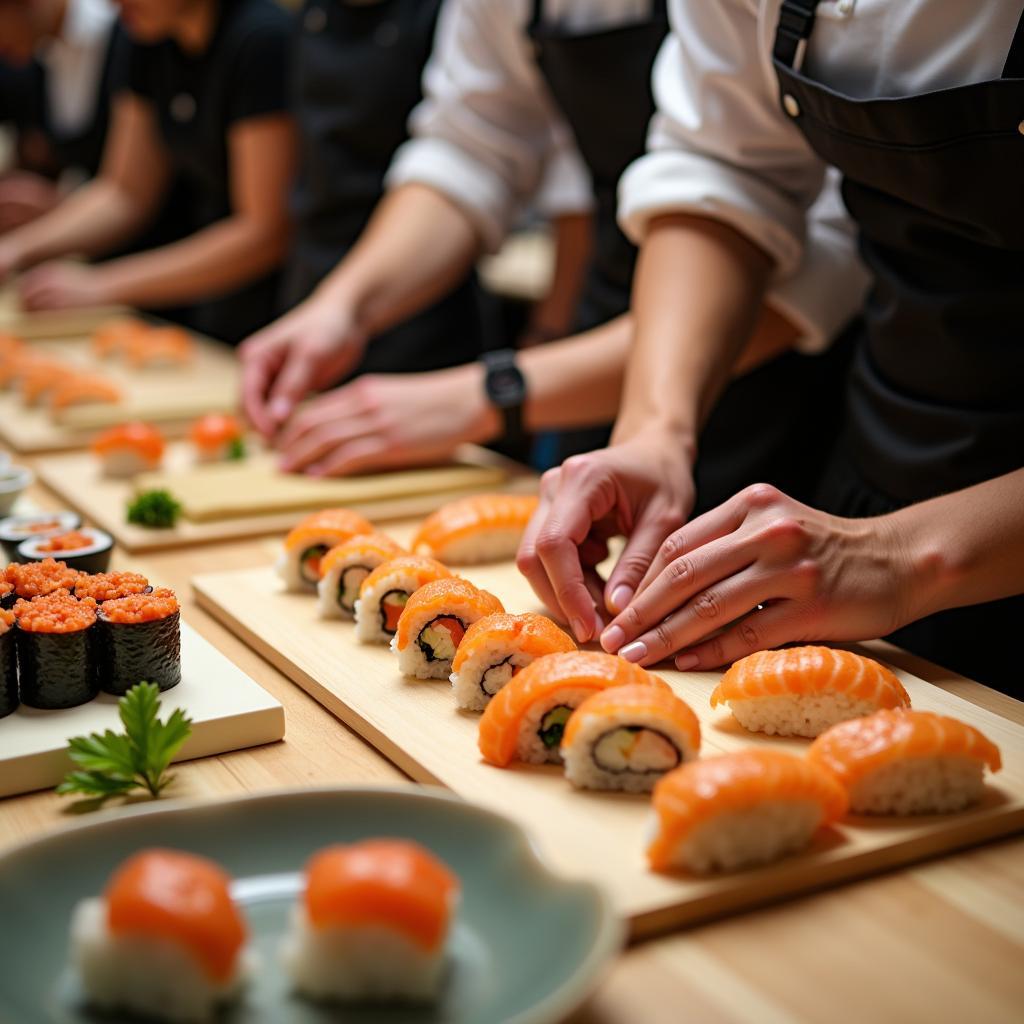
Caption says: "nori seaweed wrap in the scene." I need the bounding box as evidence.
[17,527,114,575]
[96,589,181,695]
[0,610,17,718]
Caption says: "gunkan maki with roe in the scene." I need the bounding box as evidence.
[96,588,180,695]
[7,557,80,601]
[0,578,12,611]
[0,608,17,718]
[74,571,151,603]
[15,592,99,709]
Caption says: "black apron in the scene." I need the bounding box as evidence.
[773,1,1024,693]
[283,0,485,375]
[528,0,852,507]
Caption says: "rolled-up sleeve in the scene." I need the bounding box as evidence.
[618,0,827,277]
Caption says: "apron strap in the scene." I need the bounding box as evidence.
[772,0,822,68]
[528,0,544,34]
[1003,6,1024,79]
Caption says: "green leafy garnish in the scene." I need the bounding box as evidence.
[226,437,247,460]
[57,682,192,806]
[127,489,182,528]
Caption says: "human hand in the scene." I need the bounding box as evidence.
[239,296,369,438]
[516,431,696,643]
[0,172,61,233]
[274,363,501,476]
[18,260,109,310]
[599,483,915,670]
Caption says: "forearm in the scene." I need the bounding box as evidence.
[527,211,593,339]
[314,183,481,337]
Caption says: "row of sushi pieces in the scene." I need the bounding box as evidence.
[0,509,113,569]
[71,840,459,1022]
[91,316,194,367]
[0,557,180,718]
[91,412,247,478]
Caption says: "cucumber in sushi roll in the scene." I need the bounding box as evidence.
[14,592,99,709]
[0,608,17,718]
[0,510,80,562]
[18,527,114,575]
[96,588,181,696]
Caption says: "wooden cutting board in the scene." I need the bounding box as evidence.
[0,289,128,341]
[35,443,534,552]
[0,622,284,798]
[192,549,1024,939]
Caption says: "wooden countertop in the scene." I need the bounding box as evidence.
[2,477,1023,1023]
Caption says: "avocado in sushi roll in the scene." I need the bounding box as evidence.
[18,527,114,575]
[96,588,180,696]
[0,510,81,562]
[0,608,17,718]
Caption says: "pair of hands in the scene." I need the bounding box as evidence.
[0,236,104,310]
[518,435,917,669]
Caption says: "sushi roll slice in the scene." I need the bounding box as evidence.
[646,749,848,874]
[14,591,98,709]
[71,849,251,1023]
[92,421,166,478]
[190,412,245,462]
[18,526,114,575]
[96,588,180,695]
[49,373,122,413]
[354,554,453,644]
[0,510,81,562]
[6,556,80,600]
[478,651,668,767]
[392,578,503,679]
[561,684,701,792]
[0,608,17,718]
[74,570,151,603]
[412,493,539,565]
[91,316,148,359]
[450,612,577,712]
[281,840,459,1003]
[807,708,1002,815]
[710,646,911,738]
[317,532,405,620]
[276,508,374,593]
[126,325,193,369]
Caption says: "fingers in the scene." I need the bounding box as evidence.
[240,333,286,437]
[305,436,392,477]
[278,415,375,474]
[516,474,568,626]
[603,506,680,615]
[266,347,317,430]
[674,602,803,671]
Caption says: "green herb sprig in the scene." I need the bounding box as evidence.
[57,682,192,806]
[227,437,247,460]
[126,489,182,529]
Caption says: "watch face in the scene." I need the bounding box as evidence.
[487,365,525,407]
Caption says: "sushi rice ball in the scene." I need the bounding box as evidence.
[316,532,405,620]
[281,839,460,1003]
[275,509,374,593]
[71,849,252,1023]
[91,421,166,478]
[354,554,453,644]
[190,413,246,463]
[411,493,539,565]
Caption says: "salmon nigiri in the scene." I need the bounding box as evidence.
[317,531,406,620]
[450,611,577,711]
[281,839,460,1003]
[411,493,539,565]
[91,316,148,359]
[478,651,668,767]
[354,554,454,644]
[126,325,193,369]
[710,646,911,738]
[276,508,374,592]
[646,749,848,874]
[49,373,122,411]
[808,708,1002,815]
[70,848,250,1021]
[393,577,504,679]
[91,421,166,477]
[18,359,68,405]
[190,412,245,462]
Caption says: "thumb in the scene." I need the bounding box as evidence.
[266,349,315,427]
[603,509,677,615]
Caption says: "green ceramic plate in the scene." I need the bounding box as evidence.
[0,786,623,1024]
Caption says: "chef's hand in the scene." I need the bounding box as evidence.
[18,260,110,310]
[275,363,501,476]
[0,172,61,233]
[239,296,369,438]
[517,431,696,643]
[599,483,915,670]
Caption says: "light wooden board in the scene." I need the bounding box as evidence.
[0,289,129,341]
[0,334,238,453]
[35,443,534,552]
[192,556,1024,939]
[0,621,285,797]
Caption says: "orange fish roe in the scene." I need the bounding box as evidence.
[25,520,63,534]
[101,587,178,624]
[7,558,80,598]
[0,580,12,600]
[74,571,150,603]
[0,607,14,634]
[38,530,94,553]
[15,591,97,633]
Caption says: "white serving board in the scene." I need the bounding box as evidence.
[0,622,285,797]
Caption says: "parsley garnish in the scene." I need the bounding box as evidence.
[126,489,182,528]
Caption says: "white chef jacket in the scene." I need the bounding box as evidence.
[390,0,870,351]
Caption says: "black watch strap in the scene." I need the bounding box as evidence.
[482,348,527,441]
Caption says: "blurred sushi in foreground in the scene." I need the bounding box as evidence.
[478,652,667,767]
[96,588,181,695]
[354,554,453,644]
[317,532,405,620]
[710,646,910,738]
[92,422,166,478]
[392,577,503,679]
[17,526,114,575]
[71,849,251,1023]
[190,413,245,463]
[0,608,16,718]
[276,509,374,593]
[808,708,1002,815]
[281,840,459,1003]
[412,493,538,565]
[450,612,576,711]
[646,749,848,874]
[562,684,701,792]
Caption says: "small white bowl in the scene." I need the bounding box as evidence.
[0,465,34,516]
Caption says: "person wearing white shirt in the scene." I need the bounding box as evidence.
[520,0,1024,693]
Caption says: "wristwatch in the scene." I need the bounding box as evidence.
[482,348,527,441]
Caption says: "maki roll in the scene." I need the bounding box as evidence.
[96,588,180,695]
[0,510,81,562]
[276,509,374,593]
[190,413,245,462]
[15,591,98,709]
[354,555,453,645]
[6,557,80,600]
[74,571,151,603]
[71,849,251,1022]
[18,527,114,575]
[91,422,166,478]
[281,840,459,1003]
[317,533,405,620]
[412,493,539,565]
[392,578,503,680]
[0,608,17,718]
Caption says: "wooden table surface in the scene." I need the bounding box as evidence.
[2,476,1023,1024]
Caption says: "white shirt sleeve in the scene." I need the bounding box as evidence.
[532,130,594,219]
[618,0,828,277]
[386,0,579,250]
